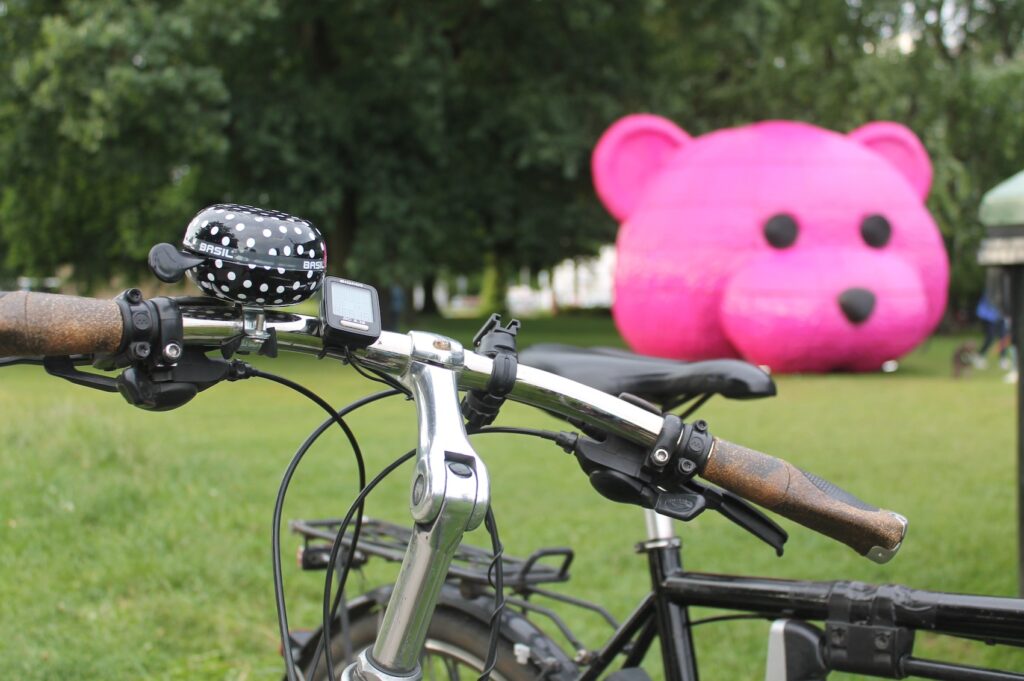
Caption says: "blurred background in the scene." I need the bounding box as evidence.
[3,2,1024,679]
[2,0,1022,323]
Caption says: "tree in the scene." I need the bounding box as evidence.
[643,0,1024,314]
[2,0,1022,312]
[0,0,278,285]
[861,0,1024,310]
[0,0,660,293]
[398,0,661,305]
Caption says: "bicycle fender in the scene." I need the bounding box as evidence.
[291,583,579,681]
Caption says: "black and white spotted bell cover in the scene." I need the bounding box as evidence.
[182,204,327,306]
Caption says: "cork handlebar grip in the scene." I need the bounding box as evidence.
[0,291,124,357]
[702,438,907,563]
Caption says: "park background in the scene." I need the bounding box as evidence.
[2,0,1024,316]
[2,1,1024,679]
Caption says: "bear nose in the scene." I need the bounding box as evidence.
[838,288,876,324]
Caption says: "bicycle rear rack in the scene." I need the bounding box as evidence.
[290,516,623,661]
[290,517,573,589]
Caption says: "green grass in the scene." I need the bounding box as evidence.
[1,318,1022,679]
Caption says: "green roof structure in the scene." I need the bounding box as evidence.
[978,169,1024,265]
[981,169,1024,227]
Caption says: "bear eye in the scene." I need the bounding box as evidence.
[764,214,798,249]
[861,214,891,248]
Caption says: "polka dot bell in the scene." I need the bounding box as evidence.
[182,204,327,306]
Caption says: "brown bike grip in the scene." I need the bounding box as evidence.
[0,291,125,356]
[700,438,907,563]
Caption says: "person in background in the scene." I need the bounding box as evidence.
[975,269,1016,382]
[974,292,1006,370]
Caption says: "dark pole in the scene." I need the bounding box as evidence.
[976,175,1024,595]
[1013,266,1024,596]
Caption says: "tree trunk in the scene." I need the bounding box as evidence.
[478,250,508,317]
[328,187,359,276]
[420,273,440,316]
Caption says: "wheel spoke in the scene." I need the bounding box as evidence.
[443,654,461,681]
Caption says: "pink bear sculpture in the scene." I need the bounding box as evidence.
[592,116,949,372]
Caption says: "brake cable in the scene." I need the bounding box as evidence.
[250,376,401,681]
[344,347,413,398]
[313,425,563,681]
[316,448,417,681]
[4,347,561,680]
[479,508,505,681]
[468,427,566,681]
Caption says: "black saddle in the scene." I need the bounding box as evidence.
[518,343,776,408]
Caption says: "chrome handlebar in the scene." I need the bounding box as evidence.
[180,303,908,566]
[180,305,665,446]
[181,304,667,679]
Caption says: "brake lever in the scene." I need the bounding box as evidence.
[43,355,119,392]
[35,288,251,409]
[680,479,788,556]
[1,356,47,367]
[569,429,788,555]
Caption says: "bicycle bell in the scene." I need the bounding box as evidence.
[150,203,327,307]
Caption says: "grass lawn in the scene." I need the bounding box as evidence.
[1,314,1023,679]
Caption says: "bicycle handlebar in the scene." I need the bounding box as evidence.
[0,291,906,561]
[0,291,124,356]
[701,439,905,562]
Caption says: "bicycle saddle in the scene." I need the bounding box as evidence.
[519,343,776,404]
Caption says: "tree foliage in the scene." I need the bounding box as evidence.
[0,0,279,283]
[645,0,1024,311]
[1,0,1022,309]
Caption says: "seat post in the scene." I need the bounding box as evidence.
[638,511,699,680]
[644,509,676,542]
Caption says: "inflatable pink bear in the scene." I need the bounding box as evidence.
[592,116,949,372]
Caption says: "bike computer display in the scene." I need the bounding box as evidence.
[321,277,382,349]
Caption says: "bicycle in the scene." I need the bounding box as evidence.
[1,204,1023,681]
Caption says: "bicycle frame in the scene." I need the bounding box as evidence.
[571,508,1024,681]
[184,305,667,681]
[179,306,1024,681]
[9,275,1024,680]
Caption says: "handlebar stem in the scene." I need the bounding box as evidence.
[405,334,489,529]
[346,333,490,681]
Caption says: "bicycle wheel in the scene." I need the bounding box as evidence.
[306,606,552,681]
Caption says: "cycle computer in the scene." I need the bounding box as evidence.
[321,277,382,349]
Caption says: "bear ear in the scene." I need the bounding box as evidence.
[592,114,691,220]
[848,122,933,199]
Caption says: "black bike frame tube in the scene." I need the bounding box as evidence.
[903,657,1024,681]
[661,573,1024,645]
[621,616,659,668]
[577,595,655,681]
[649,545,700,681]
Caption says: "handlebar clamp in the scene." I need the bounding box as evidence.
[101,290,237,411]
[674,418,713,478]
[461,314,521,430]
[110,289,184,365]
[644,414,713,480]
